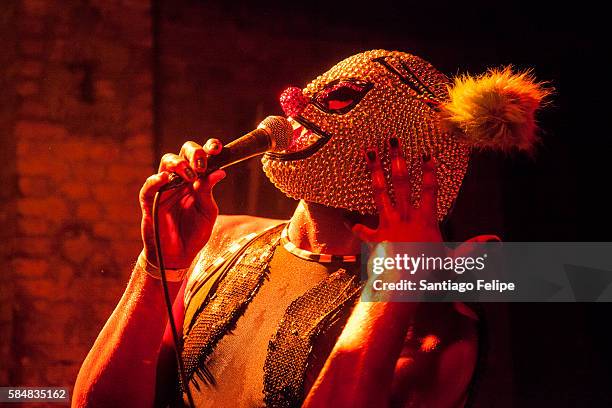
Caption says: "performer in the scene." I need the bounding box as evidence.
[73,50,548,407]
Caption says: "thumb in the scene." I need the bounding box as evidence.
[351,223,377,243]
[465,234,501,243]
[193,169,226,200]
[454,234,501,258]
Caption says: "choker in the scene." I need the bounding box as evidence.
[280,223,360,263]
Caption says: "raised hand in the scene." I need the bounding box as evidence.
[352,136,442,244]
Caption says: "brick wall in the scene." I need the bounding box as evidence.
[0,0,20,388]
[4,0,154,394]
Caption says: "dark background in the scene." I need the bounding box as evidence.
[154,0,610,406]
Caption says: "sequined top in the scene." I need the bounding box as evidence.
[181,224,361,407]
[180,224,487,408]
[189,240,359,407]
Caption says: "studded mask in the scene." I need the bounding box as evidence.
[262,49,471,219]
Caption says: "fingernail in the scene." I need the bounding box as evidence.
[366,150,376,162]
[207,141,220,151]
[185,168,195,180]
[196,158,205,169]
[389,137,399,148]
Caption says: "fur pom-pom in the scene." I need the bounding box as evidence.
[441,66,551,153]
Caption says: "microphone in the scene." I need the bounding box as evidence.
[160,115,293,191]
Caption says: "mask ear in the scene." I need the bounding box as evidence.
[440,66,552,153]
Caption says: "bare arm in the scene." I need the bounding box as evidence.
[73,139,225,407]
[305,301,478,408]
[304,301,417,408]
[72,269,183,408]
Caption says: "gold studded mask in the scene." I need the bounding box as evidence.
[262,49,470,219]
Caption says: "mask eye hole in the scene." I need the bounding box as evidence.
[314,79,372,114]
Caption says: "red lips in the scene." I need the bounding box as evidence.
[285,117,321,153]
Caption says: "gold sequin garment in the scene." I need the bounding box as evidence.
[263,268,362,407]
[181,225,283,388]
[182,226,362,408]
[262,49,470,219]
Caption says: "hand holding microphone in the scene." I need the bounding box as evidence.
[160,116,292,191]
[138,116,292,270]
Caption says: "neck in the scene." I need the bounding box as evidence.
[287,201,363,255]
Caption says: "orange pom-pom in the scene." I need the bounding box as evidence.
[441,66,552,153]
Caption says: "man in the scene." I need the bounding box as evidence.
[73,50,547,407]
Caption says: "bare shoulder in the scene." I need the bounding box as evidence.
[202,214,287,257]
[214,214,286,240]
[186,214,286,282]
[217,214,285,235]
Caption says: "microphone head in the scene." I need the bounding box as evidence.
[258,115,292,151]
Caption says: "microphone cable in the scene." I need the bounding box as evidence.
[147,115,290,407]
[152,189,196,408]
